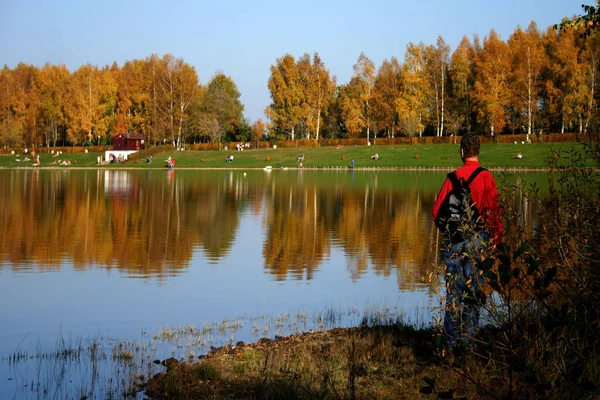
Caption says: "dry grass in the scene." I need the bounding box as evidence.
[144,325,486,400]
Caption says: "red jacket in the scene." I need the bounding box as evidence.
[432,160,502,245]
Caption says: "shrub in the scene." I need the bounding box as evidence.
[432,137,600,399]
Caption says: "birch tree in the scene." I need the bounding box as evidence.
[425,37,450,136]
[341,52,375,141]
[399,43,427,137]
[372,57,403,138]
[472,29,511,136]
[508,22,545,139]
[267,54,303,140]
[448,36,475,135]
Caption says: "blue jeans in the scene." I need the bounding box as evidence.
[443,233,488,348]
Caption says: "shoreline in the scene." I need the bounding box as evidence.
[0,165,553,172]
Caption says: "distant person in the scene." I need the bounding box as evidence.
[351,160,355,169]
[146,156,152,164]
[432,133,502,350]
[370,153,379,160]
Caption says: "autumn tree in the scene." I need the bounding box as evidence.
[398,43,427,137]
[113,59,155,142]
[341,52,375,140]
[37,63,69,147]
[267,54,303,140]
[0,67,21,147]
[252,118,266,148]
[424,37,450,136]
[508,22,546,139]
[472,29,511,136]
[372,57,403,138]
[448,36,476,135]
[155,54,199,150]
[545,25,585,133]
[198,114,223,149]
[64,64,95,144]
[0,63,41,148]
[577,30,600,133]
[296,53,336,140]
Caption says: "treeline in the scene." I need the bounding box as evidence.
[267,21,600,141]
[1,19,597,149]
[0,54,247,149]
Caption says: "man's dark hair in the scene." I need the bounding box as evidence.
[460,133,480,158]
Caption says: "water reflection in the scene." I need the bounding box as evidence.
[0,169,539,290]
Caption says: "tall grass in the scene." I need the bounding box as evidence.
[4,303,421,399]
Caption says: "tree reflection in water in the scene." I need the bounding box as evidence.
[0,169,538,291]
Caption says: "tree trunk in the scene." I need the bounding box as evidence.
[440,62,445,137]
[316,107,321,141]
[585,60,596,135]
[527,48,532,142]
[435,85,440,137]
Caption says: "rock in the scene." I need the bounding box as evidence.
[161,357,179,368]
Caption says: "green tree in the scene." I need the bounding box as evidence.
[202,73,244,138]
[555,1,600,37]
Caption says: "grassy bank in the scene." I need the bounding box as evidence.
[0,142,584,170]
[144,325,461,400]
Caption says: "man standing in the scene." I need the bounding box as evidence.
[432,133,502,349]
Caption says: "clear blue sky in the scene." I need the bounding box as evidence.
[0,0,584,123]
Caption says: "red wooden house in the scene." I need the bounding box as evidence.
[112,133,146,150]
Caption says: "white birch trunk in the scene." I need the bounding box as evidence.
[440,62,445,137]
[316,109,321,141]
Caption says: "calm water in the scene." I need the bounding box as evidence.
[0,168,540,398]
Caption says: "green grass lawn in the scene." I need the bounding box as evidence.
[0,142,586,170]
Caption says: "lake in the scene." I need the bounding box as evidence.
[0,168,540,398]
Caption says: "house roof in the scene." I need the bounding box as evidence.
[112,133,145,140]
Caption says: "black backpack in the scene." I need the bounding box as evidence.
[437,167,487,243]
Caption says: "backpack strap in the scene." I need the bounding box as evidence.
[447,167,486,191]
[465,167,487,187]
[447,171,462,189]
